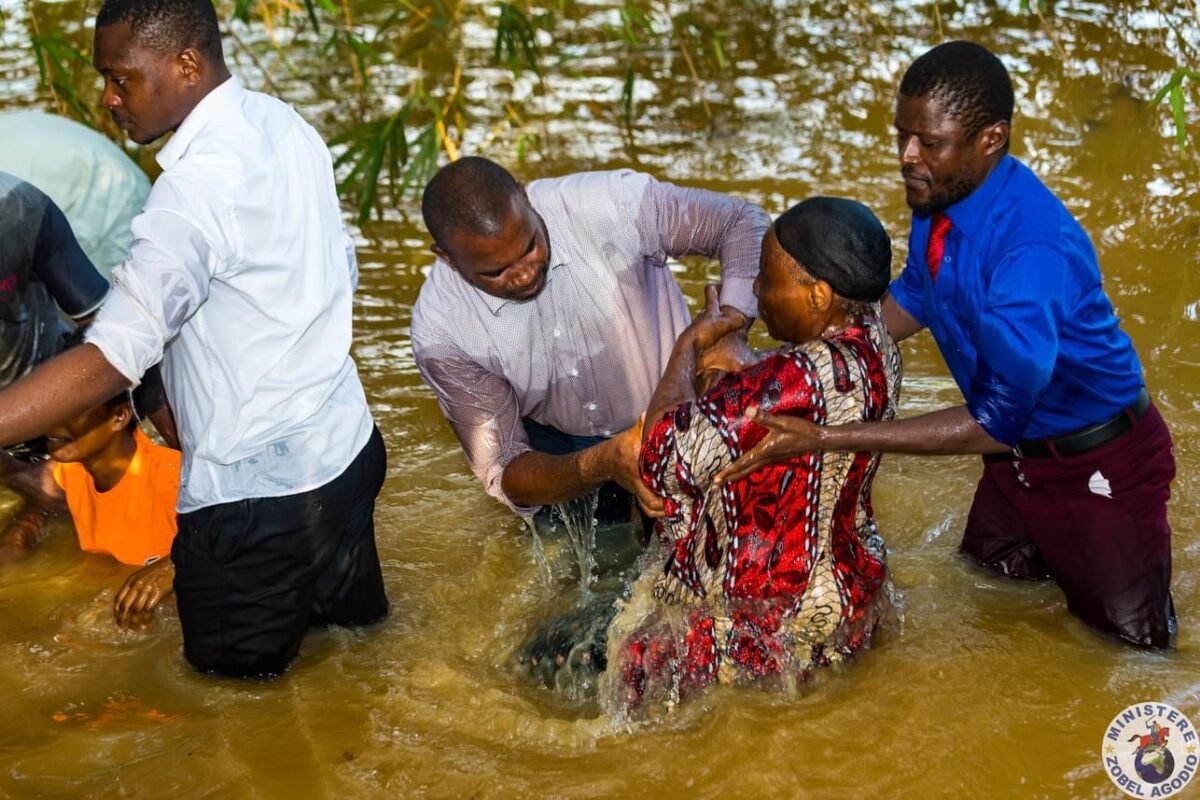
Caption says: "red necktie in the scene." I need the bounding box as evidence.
[926,212,952,282]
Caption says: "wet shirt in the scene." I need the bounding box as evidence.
[888,155,1144,446]
[85,77,373,513]
[0,111,150,279]
[52,428,181,567]
[411,170,769,514]
[615,317,901,710]
[0,172,109,388]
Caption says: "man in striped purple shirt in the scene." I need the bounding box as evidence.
[412,158,768,522]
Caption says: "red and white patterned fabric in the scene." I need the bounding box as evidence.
[611,314,902,712]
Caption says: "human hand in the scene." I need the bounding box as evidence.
[697,328,755,375]
[694,327,755,394]
[713,407,825,485]
[113,557,175,630]
[611,417,665,518]
[684,285,747,354]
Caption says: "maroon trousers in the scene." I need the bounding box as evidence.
[961,403,1177,648]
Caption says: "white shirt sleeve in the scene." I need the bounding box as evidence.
[343,225,359,291]
[84,207,220,385]
[412,325,536,515]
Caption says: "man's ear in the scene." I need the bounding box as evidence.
[431,243,453,267]
[178,48,203,88]
[111,401,134,431]
[979,120,1010,158]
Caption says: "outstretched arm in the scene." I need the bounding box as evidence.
[715,242,1081,483]
[414,333,664,516]
[0,345,128,449]
[500,427,662,515]
[0,191,225,450]
[647,177,768,319]
[714,405,1008,485]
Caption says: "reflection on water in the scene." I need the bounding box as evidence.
[1,1,1199,797]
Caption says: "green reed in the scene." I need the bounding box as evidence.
[14,0,1199,222]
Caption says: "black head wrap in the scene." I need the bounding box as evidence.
[773,197,892,302]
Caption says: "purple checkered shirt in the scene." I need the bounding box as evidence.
[411,169,768,513]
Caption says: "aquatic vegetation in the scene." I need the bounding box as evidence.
[15,1,1194,223]
[1154,67,1200,150]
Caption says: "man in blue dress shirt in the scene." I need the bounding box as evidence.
[716,41,1176,648]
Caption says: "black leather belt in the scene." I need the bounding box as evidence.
[1014,388,1150,459]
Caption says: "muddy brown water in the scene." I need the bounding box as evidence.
[0,2,1198,797]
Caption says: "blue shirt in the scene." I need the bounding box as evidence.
[889,155,1144,446]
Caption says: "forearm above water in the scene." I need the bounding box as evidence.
[500,441,622,507]
[820,406,1010,456]
[0,345,129,448]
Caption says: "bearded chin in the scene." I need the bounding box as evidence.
[915,174,978,216]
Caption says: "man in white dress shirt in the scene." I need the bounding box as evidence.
[412,158,768,522]
[0,0,387,677]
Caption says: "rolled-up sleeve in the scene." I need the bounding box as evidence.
[412,329,536,515]
[642,176,768,317]
[887,250,929,329]
[85,208,219,386]
[967,245,1079,446]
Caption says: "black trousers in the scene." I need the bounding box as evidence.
[172,426,389,677]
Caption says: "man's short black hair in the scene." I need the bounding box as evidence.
[96,0,224,64]
[421,157,524,249]
[899,40,1014,141]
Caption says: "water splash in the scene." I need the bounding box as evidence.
[522,515,554,594]
[552,490,599,592]
[521,489,600,593]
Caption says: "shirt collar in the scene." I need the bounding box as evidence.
[944,154,1016,238]
[156,76,244,171]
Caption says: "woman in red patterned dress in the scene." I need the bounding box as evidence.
[605,197,902,714]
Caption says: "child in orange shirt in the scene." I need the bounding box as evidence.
[0,388,181,629]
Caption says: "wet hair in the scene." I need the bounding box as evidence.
[773,197,891,305]
[899,40,1014,142]
[96,0,224,64]
[421,157,524,249]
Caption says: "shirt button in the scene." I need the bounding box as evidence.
[568,368,579,377]
[944,255,952,263]
[553,328,561,337]
[587,402,597,411]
